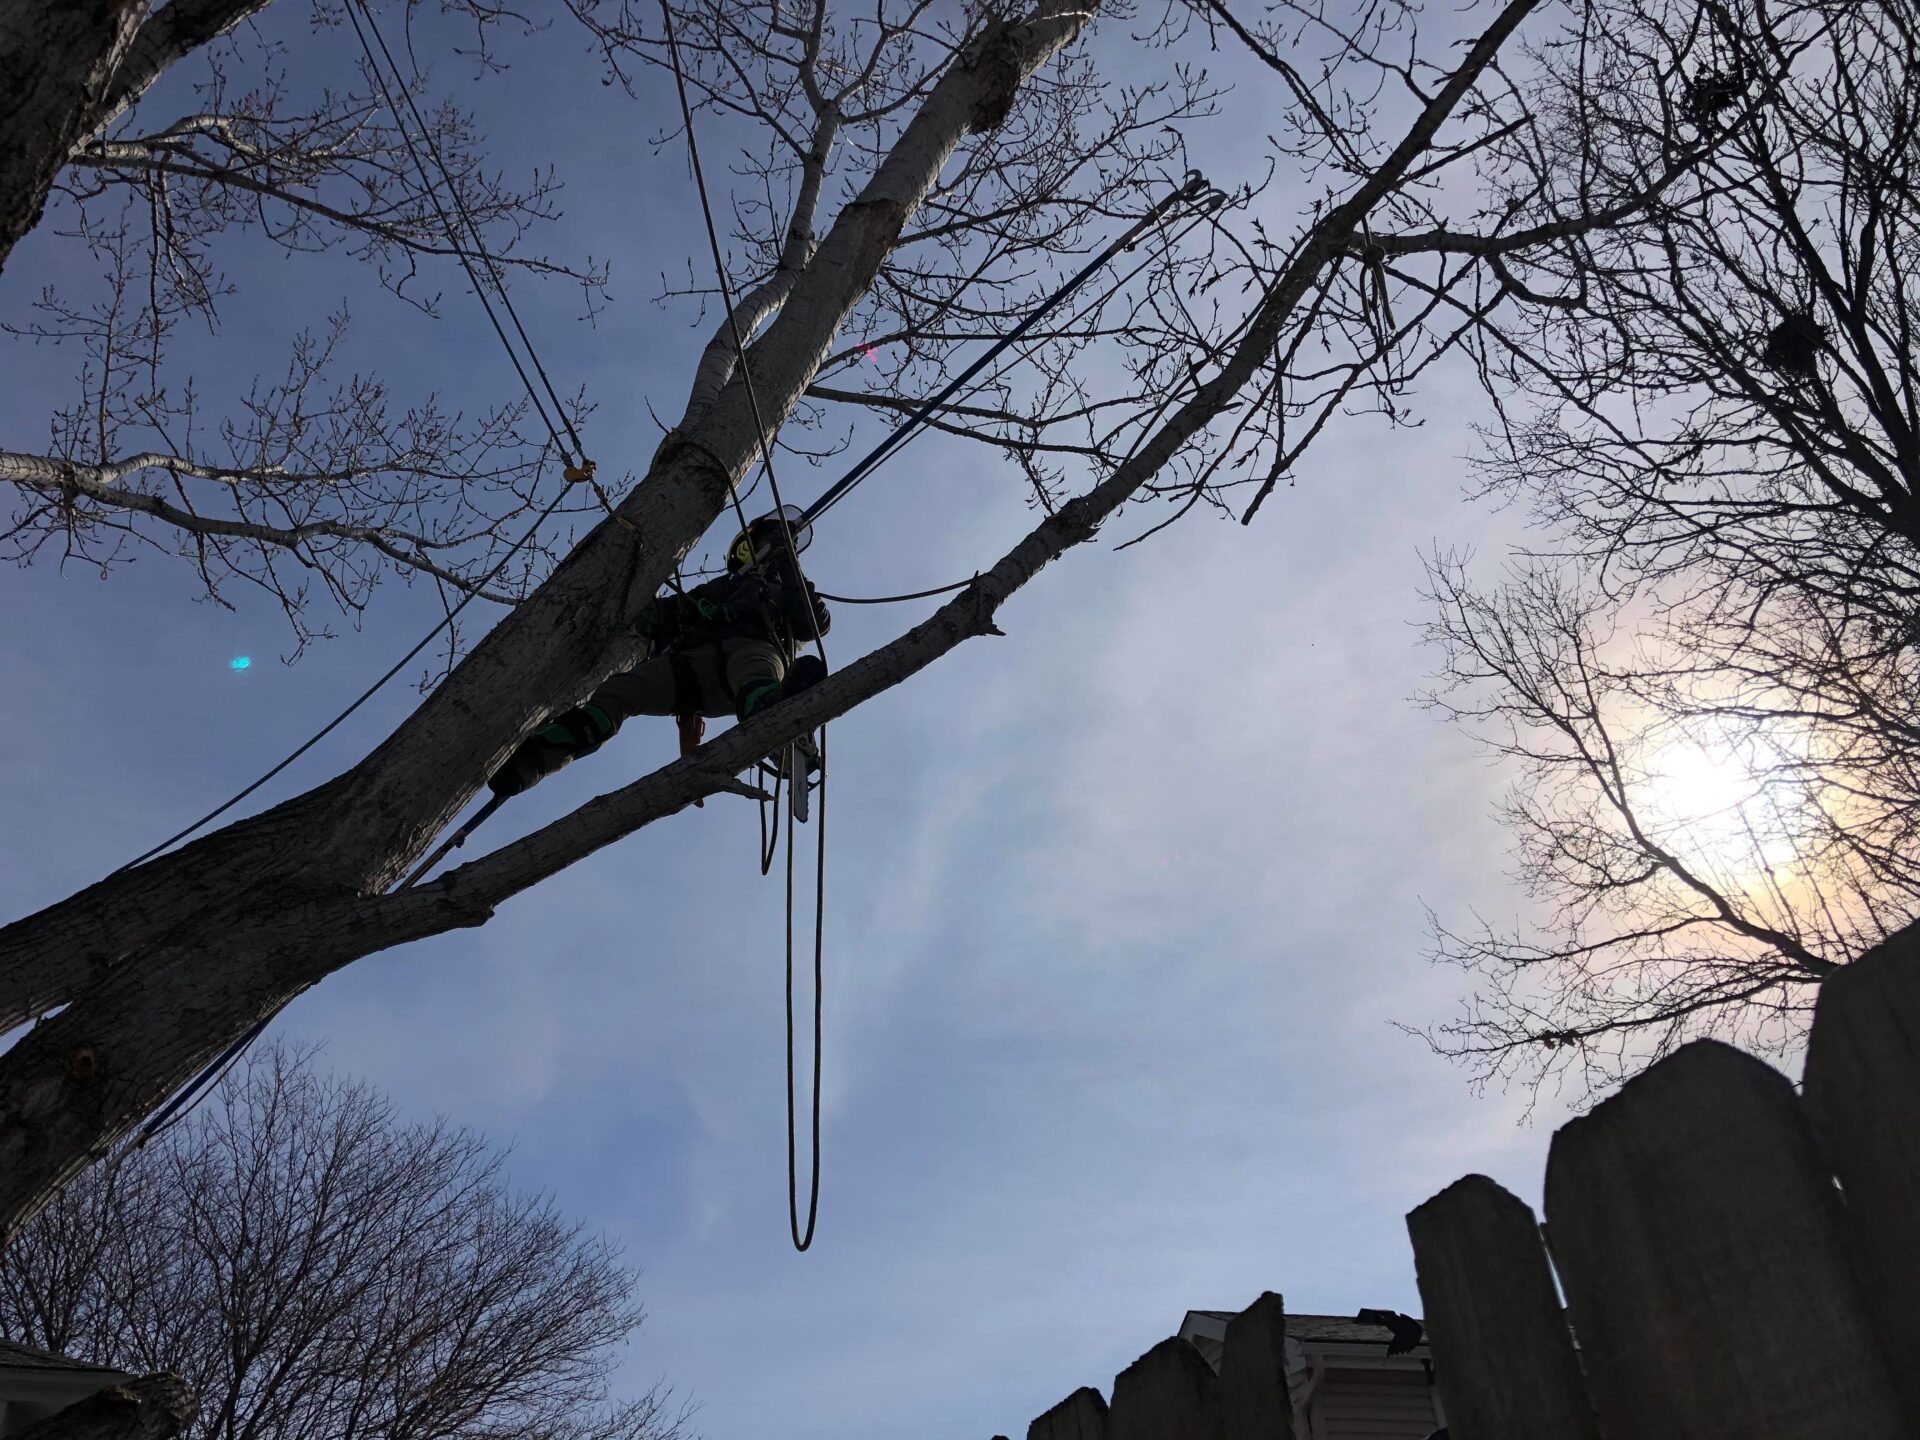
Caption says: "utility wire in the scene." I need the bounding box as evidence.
[111,483,573,876]
[114,2,596,876]
[121,0,605,1142]
[798,173,1223,530]
[345,0,586,467]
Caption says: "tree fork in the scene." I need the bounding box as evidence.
[0,0,1541,1239]
[0,0,1101,1235]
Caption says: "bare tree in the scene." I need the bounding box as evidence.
[0,0,1631,1237]
[0,1044,689,1440]
[1410,0,1920,1097]
[2,0,613,652]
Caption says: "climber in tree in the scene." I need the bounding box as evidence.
[489,506,830,797]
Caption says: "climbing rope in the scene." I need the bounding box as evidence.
[122,1,1229,1215]
[659,0,828,1251]
[643,62,1221,1246]
[797,172,1227,531]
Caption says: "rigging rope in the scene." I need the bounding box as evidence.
[113,0,597,877]
[345,0,587,469]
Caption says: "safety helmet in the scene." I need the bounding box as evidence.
[726,504,813,574]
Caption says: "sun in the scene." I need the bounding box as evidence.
[1638,735,1791,880]
[1646,740,1752,826]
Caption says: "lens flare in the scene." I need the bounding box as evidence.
[230,656,252,671]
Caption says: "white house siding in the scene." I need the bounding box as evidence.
[1310,1371,1442,1439]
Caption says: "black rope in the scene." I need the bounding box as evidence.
[113,4,598,876]
[120,0,602,1132]
[132,1016,268,1148]
[112,480,575,875]
[398,791,506,890]
[345,0,586,467]
[658,1,827,1252]
[787,727,825,1251]
[797,173,1223,530]
[814,578,978,605]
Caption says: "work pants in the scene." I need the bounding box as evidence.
[591,637,786,722]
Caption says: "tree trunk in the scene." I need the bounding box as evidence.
[0,0,1099,1240]
[0,0,1543,1243]
[0,0,145,270]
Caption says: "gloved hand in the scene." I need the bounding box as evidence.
[637,596,682,646]
[689,594,737,627]
[488,704,620,797]
[778,581,829,641]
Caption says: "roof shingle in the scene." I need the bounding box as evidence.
[0,1338,128,1375]
[1190,1311,1422,1347]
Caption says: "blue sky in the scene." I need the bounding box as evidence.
[0,6,1583,1438]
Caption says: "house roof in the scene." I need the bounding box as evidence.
[1187,1311,1422,1347]
[0,1338,128,1375]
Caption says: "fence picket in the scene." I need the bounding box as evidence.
[1407,1175,1597,1440]
[1027,1387,1108,1440]
[1218,1292,1294,1439]
[1544,1040,1904,1439]
[1803,918,1920,1428]
[1107,1337,1225,1440]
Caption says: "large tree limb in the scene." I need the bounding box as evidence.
[90,0,271,134]
[0,0,1541,1239]
[0,1,1104,1228]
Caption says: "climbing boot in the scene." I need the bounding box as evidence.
[736,655,827,782]
[488,703,621,797]
[736,654,827,723]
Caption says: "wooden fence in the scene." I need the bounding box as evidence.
[997,922,1920,1440]
[1000,1296,1291,1440]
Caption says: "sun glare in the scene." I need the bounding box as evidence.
[1640,736,1794,880]
[1648,742,1752,824]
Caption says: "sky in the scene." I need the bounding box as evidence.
[0,6,1588,1438]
